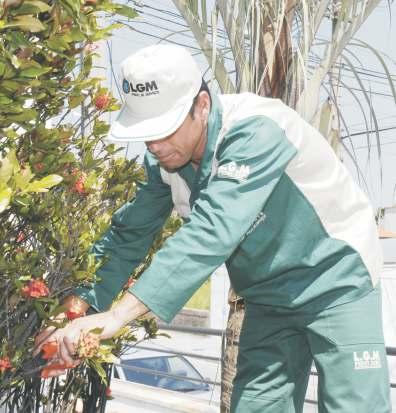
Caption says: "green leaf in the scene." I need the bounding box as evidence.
[87,359,107,384]
[14,165,34,190]
[0,103,23,114]
[93,119,110,136]
[8,108,37,122]
[33,300,49,320]
[0,95,13,105]
[0,186,12,214]
[24,174,63,193]
[48,303,67,318]
[63,0,81,15]
[46,319,68,328]
[11,55,21,69]
[11,3,45,15]
[99,352,117,364]
[59,152,76,163]
[73,270,88,280]
[0,156,14,184]
[20,66,51,78]
[89,327,104,335]
[8,31,30,48]
[4,128,18,139]
[68,94,84,109]
[19,59,42,69]
[0,62,16,79]
[1,80,21,92]
[9,150,20,171]
[84,171,97,189]
[0,62,6,77]
[91,24,123,41]
[47,36,70,52]
[114,5,138,19]
[25,0,51,12]
[5,15,46,32]
[69,28,85,42]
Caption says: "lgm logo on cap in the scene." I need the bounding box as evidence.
[123,79,159,97]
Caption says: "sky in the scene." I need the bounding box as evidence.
[93,0,396,259]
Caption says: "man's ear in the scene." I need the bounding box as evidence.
[196,91,211,117]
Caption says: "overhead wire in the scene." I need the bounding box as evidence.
[113,1,396,133]
[131,3,396,82]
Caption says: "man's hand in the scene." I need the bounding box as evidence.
[34,296,89,354]
[35,311,125,373]
[34,292,149,377]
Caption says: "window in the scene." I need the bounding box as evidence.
[122,356,168,386]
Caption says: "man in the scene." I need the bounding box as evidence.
[36,44,391,412]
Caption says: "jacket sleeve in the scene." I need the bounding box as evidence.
[75,152,173,311]
[130,116,298,322]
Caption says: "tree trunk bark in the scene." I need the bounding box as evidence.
[220,289,245,412]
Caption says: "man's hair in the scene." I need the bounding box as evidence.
[189,78,212,118]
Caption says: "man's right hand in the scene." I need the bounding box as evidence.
[34,295,90,376]
[34,291,148,378]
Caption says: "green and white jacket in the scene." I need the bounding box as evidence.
[76,93,382,323]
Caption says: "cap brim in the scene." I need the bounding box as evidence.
[108,98,193,143]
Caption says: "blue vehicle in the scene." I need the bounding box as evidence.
[113,346,210,394]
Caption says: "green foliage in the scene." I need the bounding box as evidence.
[185,279,211,310]
[0,0,148,411]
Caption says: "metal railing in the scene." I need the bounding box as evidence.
[118,324,396,402]
[114,361,220,387]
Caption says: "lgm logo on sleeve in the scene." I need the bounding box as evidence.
[353,350,382,370]
[218,161,250,182]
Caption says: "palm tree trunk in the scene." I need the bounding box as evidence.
[221,291,245,412]
[221,5,294,410]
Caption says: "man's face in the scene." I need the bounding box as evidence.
[145,92,210,171]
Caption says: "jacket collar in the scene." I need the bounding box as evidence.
[189,94,223,203]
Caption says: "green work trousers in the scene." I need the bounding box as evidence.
[230,288,391,412]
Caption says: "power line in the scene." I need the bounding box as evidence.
[341,125,396,140]
[131,1,396,96]
[327,82,395,98]
[346,140,396,150]
[308,56,396,85]
[119,22,235,62]
[348,114,396,128]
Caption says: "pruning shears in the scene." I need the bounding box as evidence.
[22,341,71,379]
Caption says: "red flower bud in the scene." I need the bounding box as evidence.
[16,231,25,243]
[94,94,110,111]
[0,357,12,373]
[74,175,86,194]
[34,162,44,171]
[85,43,99,53]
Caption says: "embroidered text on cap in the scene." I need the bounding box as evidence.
[122,79,159,96]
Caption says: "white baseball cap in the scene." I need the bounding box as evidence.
[108,44,202,142]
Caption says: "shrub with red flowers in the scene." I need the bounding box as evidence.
[0,1,168,412]
[21,279,50,298]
